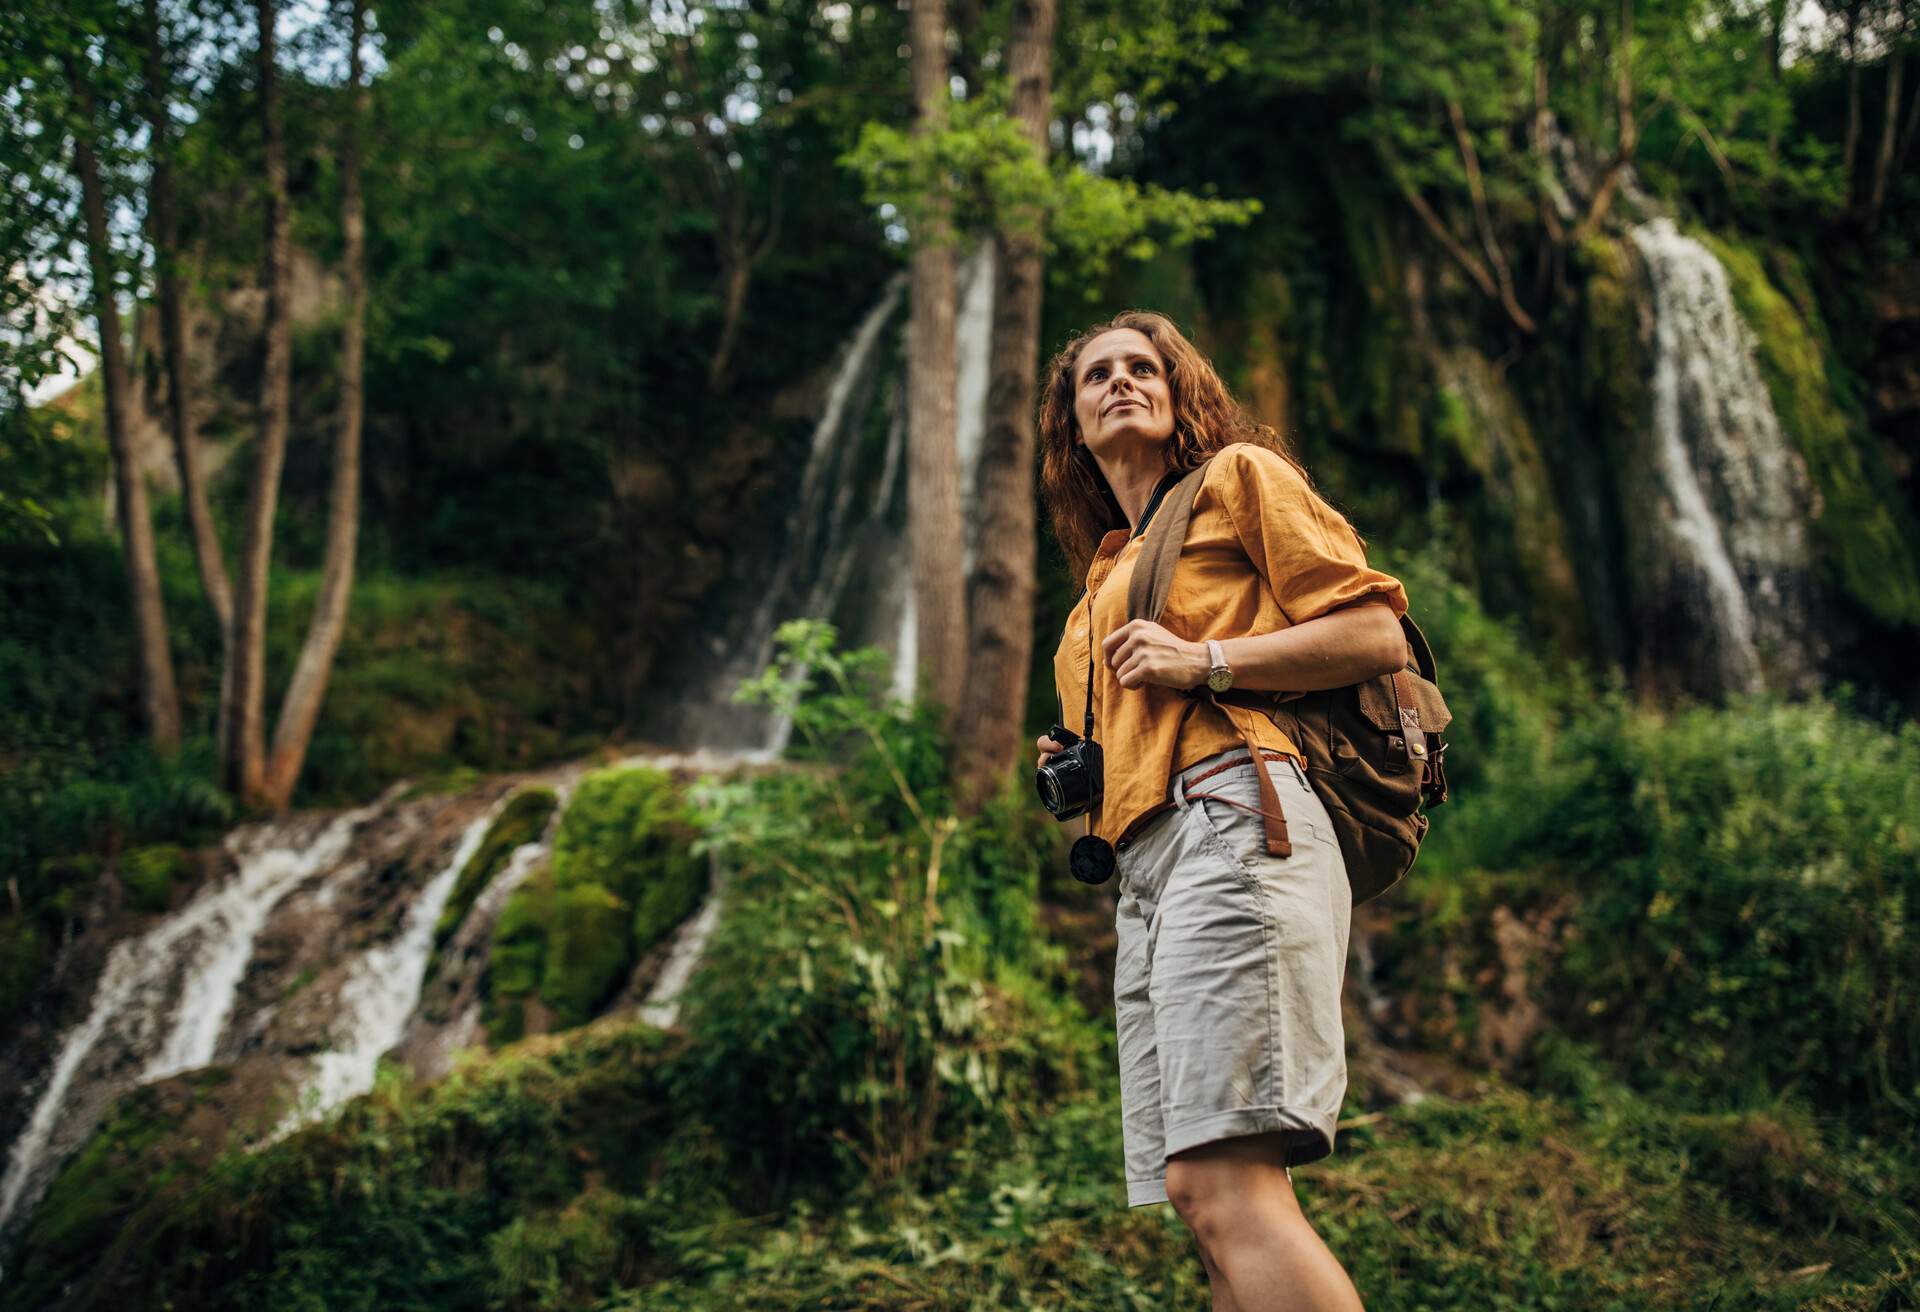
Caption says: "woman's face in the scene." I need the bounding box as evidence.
[1072,327,1175,457]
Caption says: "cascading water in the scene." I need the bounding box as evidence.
[1,241,1003,1269]
[270,800,502,1136]
[0,797,385,1235]
[645,235,1000,753]
[1625,216,1818,695]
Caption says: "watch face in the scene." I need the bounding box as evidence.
[1207,668,1233,693]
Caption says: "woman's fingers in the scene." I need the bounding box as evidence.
[1036,734,1064,768]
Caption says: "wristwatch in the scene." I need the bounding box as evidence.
[1205,639,1235,693]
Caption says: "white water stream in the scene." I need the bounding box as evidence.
[0,798,383,1232]
[1627,216,1816,693]
[272,800,502,1135]
[2,252,1000,1265]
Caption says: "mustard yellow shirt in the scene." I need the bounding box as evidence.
[1051,442,1410,847]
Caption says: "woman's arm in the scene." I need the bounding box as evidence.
[1101,595,1407,693]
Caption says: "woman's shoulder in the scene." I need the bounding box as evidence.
[1206,441,1311,497]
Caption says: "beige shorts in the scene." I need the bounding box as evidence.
[1112,747,1353,1207]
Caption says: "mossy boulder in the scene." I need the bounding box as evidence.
[483,767,707,1045]
[436,787,558,949]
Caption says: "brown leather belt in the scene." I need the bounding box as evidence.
[1112,748,1299,852]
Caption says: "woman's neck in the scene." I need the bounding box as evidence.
[1097,445,1171,531]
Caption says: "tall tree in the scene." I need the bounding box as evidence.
[1843,0,1866,210]
[262,0,367,809]
[952,0,1056,814]
[142,0,233,638]
[1866,3,1912,230]
[224,0,293,802]
[64,46,183,753]
[905,0,967,725]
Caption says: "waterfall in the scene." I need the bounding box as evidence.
[1626,217,1817,695]
[2,237,1006,1263]
[0,799,382,1233]
[271,800,501,1135]
[650,235,998,753]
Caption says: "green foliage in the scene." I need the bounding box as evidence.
[674,619,1101,1196]
[542,882,635,1030]
[839,92,1262,291]
[116,844,187,914]
[1532,694,1920,1126]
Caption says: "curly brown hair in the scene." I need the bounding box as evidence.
[1038,310,1322,585]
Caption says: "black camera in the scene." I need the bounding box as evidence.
[1036,722,1103,820]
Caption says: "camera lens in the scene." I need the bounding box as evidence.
[1037,768,1064,814]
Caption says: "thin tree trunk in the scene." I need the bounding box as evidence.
[1896,48,1920,174]
[1844,5,1862,210]
[953,0,1054,815]
[906,0,967,724]
[1568,0,1637,248]
[226,0,293,803]
[143,0,233,636]
[1867,53,1906,229]
[68,59,182,754]
[1764,0,1787,172]
[263,0,366,810]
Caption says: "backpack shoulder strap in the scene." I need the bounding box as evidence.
[1126,459,1213,623]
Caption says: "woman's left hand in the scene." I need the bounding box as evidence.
[1101,620,1209,691]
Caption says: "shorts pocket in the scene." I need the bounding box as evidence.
[1188,763,1336,880]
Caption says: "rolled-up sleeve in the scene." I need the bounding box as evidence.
[1216,443,1408,625]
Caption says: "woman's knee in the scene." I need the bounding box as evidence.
[1165,1138,1298,1240]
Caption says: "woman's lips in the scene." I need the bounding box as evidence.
[1106,399,1141,415]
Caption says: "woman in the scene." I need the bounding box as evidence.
[1034,311,1407,1312]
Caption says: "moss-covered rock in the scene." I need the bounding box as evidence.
[1700,228,1920,627]
[436,787,558,949]
[482,767,706,1045]
[1429,346,1587,653]
[542,881,636,1029]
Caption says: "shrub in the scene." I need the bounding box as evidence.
[671,620,1103,1203]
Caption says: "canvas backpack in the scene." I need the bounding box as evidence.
[1126,455,1453,905]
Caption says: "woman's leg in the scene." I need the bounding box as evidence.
[1165,1133,1363,1312]
[1194,1244,1242,1312]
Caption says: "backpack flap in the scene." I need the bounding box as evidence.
[1355,670,1451,804]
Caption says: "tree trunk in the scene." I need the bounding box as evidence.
[1867,52,1906,230]
[143,0,233,636]
[1844,4,1862,211]
[906,0,967,725]
[1897,46,1920,174]
[226,0,293,803]
[263,0,366,810]
[952,0,1055,815]
[1764,0,1787,172]
[68,59,182,754]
